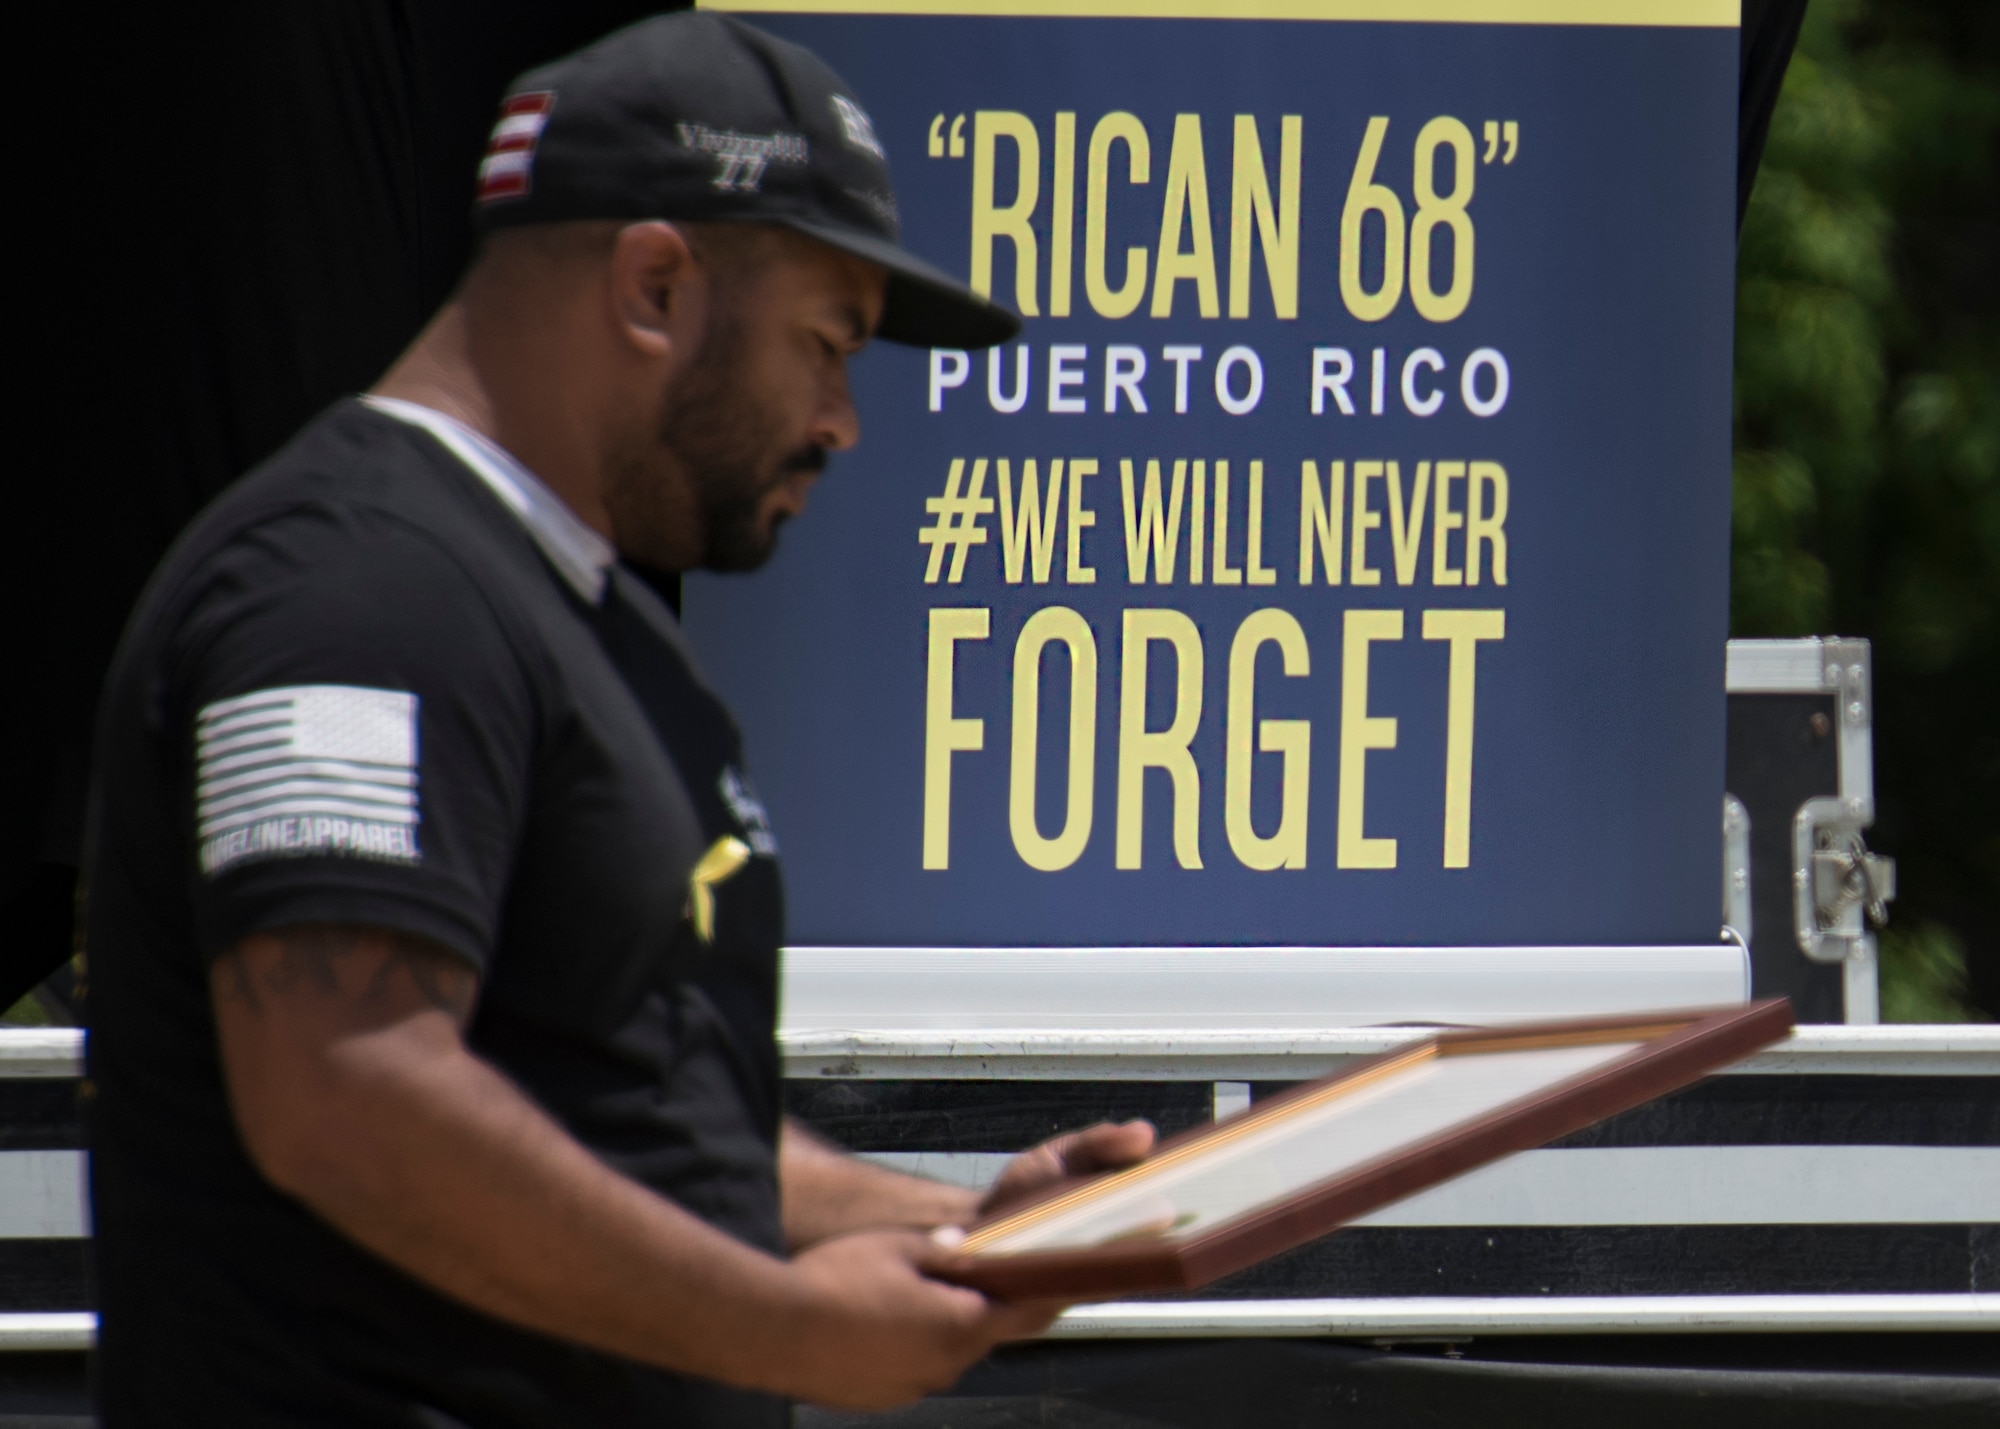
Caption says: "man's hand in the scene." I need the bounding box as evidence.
[782,1230,1058,1409]
[978,1121,1157,1219]
[779,1117,1158,1248]
[781,1119,976,1248]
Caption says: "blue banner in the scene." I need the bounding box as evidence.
[685,1,1739,948]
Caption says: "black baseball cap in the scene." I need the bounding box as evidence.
[472,11,1019,350]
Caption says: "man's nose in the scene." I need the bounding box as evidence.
[812,367,862,453]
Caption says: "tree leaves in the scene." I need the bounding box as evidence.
[1734,1,2000,1018]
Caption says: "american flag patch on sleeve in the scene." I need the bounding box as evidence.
[195,685,421,876]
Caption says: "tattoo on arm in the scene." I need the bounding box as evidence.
[216,924,477,1022]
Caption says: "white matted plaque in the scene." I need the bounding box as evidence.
[941,1001,1793,1300]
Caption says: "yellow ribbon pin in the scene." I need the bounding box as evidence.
[685,836,752,945]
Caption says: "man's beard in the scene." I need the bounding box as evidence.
[605,301,826,574]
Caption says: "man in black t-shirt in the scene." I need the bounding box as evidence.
[83,14,1151,1426]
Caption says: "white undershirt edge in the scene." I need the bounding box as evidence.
[362,395,615,605]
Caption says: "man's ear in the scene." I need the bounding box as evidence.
[608,221,705,361]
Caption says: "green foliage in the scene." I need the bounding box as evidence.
[1734,1,2000,1020]
[0,993,55,1027]
[1734,3,1890,635]
[1878,921,1981,1024]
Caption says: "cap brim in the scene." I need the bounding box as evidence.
[779,218,1021,350]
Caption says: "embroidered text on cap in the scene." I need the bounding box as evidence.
[676,124,810,195]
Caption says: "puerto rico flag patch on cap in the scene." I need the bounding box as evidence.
[477,91,555,203]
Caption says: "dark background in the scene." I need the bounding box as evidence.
[4,0,686,1011]
[7,2,1893,1007]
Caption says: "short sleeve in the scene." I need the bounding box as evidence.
[172,503,538,971]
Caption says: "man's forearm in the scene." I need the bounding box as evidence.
[780,1119,978,1249]
[212,927,1058,1410]
[230,990,812,1392]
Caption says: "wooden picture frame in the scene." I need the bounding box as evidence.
[938,999,1795,1301]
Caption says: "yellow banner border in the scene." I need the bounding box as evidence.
[698,1,1739,28]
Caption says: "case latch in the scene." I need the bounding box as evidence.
[1793,797,1896,964]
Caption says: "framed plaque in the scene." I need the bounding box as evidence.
[941,999,1793,1300]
